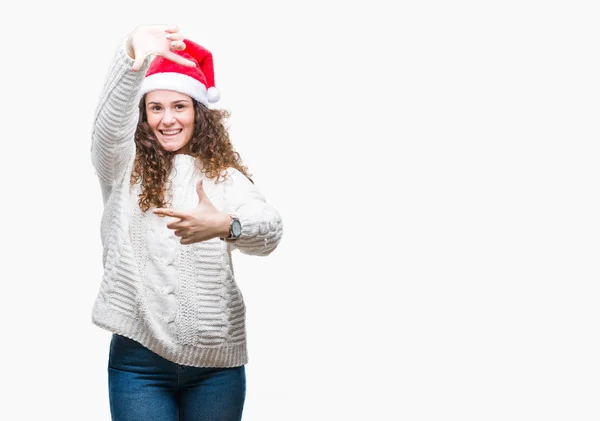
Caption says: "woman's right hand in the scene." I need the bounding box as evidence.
[126,24,195,72]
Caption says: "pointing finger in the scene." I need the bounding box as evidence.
[153,208,187,219]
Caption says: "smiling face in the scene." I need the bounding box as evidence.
[145,90,196,154]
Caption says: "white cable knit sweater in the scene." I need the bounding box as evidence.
[90,41,283,367]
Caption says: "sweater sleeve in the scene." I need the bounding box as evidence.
[90,39,151,187]
[222,169,283,256]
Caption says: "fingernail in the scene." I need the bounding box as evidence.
[165,33,171,39]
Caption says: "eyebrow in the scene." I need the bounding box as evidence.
[147,100,192,106]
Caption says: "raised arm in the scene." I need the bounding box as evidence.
[223,169,284,256]
[91,25,195,186]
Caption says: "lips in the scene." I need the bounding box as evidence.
[160,129,182,136]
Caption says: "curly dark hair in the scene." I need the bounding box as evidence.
[130,96,252,212]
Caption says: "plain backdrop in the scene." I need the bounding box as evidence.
[2,1,600,420]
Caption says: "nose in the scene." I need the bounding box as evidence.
[162,110,176,125]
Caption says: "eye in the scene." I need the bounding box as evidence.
[150,105,162,112]
[175,103,186,110]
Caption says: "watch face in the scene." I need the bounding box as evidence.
[231,219,242,237]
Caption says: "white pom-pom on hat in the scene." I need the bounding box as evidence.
[207,87,220,103]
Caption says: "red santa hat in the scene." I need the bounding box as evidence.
[140,39,220,107]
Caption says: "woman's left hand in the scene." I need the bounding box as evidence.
[153,180,231,244]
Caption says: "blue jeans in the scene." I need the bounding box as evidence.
[108,334,246,421]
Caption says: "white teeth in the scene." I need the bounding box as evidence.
[162,129,181,135]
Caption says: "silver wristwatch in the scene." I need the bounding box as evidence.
[224,216,242,241]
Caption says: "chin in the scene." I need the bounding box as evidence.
[159,143,183,152]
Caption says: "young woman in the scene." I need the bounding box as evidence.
[90,24,283,421]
